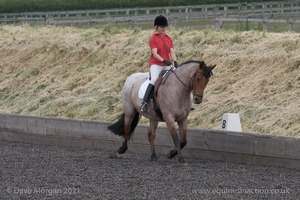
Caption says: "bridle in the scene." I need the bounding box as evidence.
[173,69,204,97]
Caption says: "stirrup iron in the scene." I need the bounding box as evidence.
[141,102,148,112]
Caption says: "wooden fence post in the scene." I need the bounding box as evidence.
[288,19,294,32]
[216,20,223,31]
[173,17,178,29]
[128,20,133,29]
[224,5,228,17]
[185,7,191,20]
[251,3,255,15]
[263,19,268,32]
[204,6,208,19]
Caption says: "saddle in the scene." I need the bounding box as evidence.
[152,69,173,120]
[138,70,173,120]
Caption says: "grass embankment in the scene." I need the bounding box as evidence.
[0,25,299,136]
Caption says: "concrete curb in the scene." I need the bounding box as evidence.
[0,113,299,169]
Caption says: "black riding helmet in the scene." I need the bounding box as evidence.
[154,15,168,27]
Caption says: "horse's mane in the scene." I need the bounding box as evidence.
[179,60,213,78]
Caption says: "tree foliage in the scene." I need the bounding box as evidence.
[0,0,286,13]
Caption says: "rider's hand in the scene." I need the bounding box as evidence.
[162,60,172,66]
[174,61,179,68]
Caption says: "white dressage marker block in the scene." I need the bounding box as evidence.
[221,113,242,132]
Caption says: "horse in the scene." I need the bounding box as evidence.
[108,60,216,163]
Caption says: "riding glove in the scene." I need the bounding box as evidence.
[174,61,179,68]
[162,60,172,66]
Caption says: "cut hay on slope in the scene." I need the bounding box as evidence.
[0,25,299,136]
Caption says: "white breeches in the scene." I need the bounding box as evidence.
[149,64,172,85]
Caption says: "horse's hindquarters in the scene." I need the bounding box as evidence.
[122,73,148,113]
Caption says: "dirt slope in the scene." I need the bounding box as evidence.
[0,25,299,136]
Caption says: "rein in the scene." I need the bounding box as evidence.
[173,70,189,89]
[173,70,203,97]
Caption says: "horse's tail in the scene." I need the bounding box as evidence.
[107,112,140,139]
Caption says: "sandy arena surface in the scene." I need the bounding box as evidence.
[0,140,299,200]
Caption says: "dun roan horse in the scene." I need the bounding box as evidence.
[108,60,216,162]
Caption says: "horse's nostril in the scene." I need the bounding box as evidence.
[193,95,203,104]
[194,96,201,101]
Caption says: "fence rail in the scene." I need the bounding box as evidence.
[216,17,300,31]
[0,1,300,31]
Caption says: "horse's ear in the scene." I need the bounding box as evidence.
[209,64,216,71]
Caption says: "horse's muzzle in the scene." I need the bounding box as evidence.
[193,95,203,104]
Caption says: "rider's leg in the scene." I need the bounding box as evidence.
[149,64,172,85]
[141,65,167,112]
[141,84,154,112]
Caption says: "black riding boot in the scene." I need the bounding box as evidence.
[141,84,154,112]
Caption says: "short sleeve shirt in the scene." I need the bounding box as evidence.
[149,33,174,66]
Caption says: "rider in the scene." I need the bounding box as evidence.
[140,15,178,112]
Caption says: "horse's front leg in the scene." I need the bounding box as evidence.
[148,120,158,161]
[164,117,185,163]
[167,119,187,159]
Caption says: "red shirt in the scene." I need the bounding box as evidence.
[149,32,174,66]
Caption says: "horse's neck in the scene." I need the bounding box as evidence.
[173,65,196,93]
[177,64,196,78]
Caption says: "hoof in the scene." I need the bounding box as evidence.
[109,153,122,159]
[167,149,178,159]
[151,153,158,161]
[178,156,186,163]
[117,146,128,154]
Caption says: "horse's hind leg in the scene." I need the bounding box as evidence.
[118,112,137,154]
[148,120,158,161]
[118,120,130,154]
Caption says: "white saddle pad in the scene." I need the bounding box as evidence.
[138,79,151,99]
